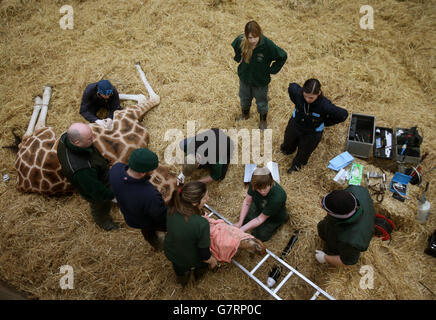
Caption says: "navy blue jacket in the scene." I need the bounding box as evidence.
[79,82,121,123]
[289,83,348,134]
[109,163,167,229]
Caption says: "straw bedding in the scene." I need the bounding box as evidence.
[0,0,435,300]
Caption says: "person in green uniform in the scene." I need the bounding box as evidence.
[164,181,217,286]
[57,122,118,231]
[315,186,375,267]
[180,128,234,184]
[234,167,288,242]
[232,20,287,130]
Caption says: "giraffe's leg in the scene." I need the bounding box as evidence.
[23,96,43,139]
[135,63,160,105]
[35,86,52,132]
[119,93,146,105]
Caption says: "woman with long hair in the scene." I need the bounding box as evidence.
[231,21,287,130]
[164,181,217,286]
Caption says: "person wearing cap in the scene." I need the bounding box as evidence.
[57,122,119,231]
[316,185,375,266]
[79,80,122,127]
[234,167,288,242]
[180,128,234,184]
[281,78,348,173]
[109,148,167,251]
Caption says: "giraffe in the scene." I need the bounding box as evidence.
[13,65,265,257]
[14,66,177,203]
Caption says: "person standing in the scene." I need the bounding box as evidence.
[57,122,118,231]
[281,79,348,173]
[164,181,217,286]
[232,20,287,130]
[109,148,167,251]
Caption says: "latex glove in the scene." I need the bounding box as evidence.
[315,250,326,264]
[102,118,113,130]
[95,119,105,127]
[177,172,185,185]
[95,118,113,130]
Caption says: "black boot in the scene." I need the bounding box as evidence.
[259,113,267,130]
[236,109,250,121]
[280,143,292,155]
[176,271,191,287]
[287,165,300,174]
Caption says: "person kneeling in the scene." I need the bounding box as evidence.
[234,167,288,242]
[315,186,375,267]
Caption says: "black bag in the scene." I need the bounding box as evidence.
[424,230,436,258]
[374,213,395,241]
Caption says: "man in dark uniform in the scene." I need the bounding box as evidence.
[180,128,234,184]
[109,148,167,251]
[57,122,118,231]
[79,80,122,127]
[315,186,375,266]
[281,79,348,173]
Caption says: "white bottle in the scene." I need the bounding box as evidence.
[417,199,431,224]
[417,182,431,224]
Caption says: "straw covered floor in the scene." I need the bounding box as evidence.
[0,0,435,300]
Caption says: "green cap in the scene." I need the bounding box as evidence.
[128,148,158,173]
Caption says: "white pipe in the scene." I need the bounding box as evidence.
[23,96,43,138]
[135,64,158,101]
[35,86,52,131]
[119,93,146,105]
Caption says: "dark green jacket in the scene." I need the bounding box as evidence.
[164,211,210,269]
[232,34,287,87]
[318,186,375,265]
[57,133,114,202]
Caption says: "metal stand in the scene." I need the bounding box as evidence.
[204,204,335,300]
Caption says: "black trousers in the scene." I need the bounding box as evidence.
[281,119,323,169]
[141,223,166,249]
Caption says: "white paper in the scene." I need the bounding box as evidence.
[244,162,280,183]
[243,164,257,183]
[266,161,280,183]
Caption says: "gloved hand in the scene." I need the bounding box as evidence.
[95,118,113,130]
[315,250,326,264]
[102,118,113,130]
[95,119,105,127]
[177,172,185,185]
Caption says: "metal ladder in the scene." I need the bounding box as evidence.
[204,204,335,300]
